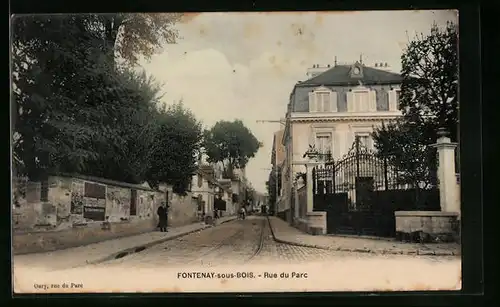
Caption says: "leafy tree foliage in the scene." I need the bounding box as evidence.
[81,69,163,184]
[265,166,281,211]
[148,102,203,194]
[12,15,111,179]
[373,119,438,189]
[203,120,262,178]
[12,14,202,192]
[80,13,183,67]
[372,22,458,191]
[399,21,459,141]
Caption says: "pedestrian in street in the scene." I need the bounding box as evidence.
[157,204,168,232]
[239,206,246,220]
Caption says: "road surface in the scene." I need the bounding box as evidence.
[13,216,461,293]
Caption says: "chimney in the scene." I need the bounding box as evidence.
[385,62,388,67]
[375,63,378,67]
[359,54,363,64]
[334,56,337,66]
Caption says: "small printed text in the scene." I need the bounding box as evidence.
[177,271,308,279]
[33,282,84,290]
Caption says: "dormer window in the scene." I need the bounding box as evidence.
[308,86,338,113]
[346,86,377,112]
[317,92,331,112]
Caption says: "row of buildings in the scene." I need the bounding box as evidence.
[271,58,404,221]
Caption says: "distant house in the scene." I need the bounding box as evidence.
[271,129,286,212]
[190,164,235,218]
[280,60,403,219]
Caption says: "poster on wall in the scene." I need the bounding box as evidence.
[81,182,107,221]
[83,206,106,221]
[70,181,85,214]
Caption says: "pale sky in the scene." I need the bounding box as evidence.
[138,10,458,194]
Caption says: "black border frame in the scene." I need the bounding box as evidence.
[6,0,487,305]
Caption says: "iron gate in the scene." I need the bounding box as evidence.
[313,139,440,237]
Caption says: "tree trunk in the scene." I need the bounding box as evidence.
[103,15,122,70]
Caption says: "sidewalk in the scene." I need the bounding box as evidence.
[13,215,237,271]
[267,216,461,256]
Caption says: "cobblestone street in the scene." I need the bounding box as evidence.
[87,216,458,269]
[14,217,461,293]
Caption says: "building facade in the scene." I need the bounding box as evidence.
[280,61,403,221]
[190,164,236,219]
[270,129,286,214]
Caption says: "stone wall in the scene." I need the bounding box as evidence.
[294,218,309,233]
[13,219,155,254]
[12,175,165,254]
[306,211,327,235]
[168,192,199,227]
[395,211,460,243]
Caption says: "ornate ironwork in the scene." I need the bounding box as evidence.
[311,138,440,237]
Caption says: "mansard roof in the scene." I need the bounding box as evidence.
[298,62,402,87]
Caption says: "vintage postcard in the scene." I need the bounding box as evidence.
[11,10,461,294]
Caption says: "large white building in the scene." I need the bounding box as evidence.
[279,60,403,221]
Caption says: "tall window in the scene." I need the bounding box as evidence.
[353,91,370,112]
[388,89,401,111]
[317,92,331,112]
[356,133,372,149]
[315,133,332,156]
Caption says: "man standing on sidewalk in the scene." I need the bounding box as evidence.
[157,204,168,232]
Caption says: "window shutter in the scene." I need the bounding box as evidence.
[326,134,333,155]
[330,91,338,112]
[346,91,354,112]
[367,135,373,150]
[308,91,315,112]
[388,90,397,111]
[369,90,377,112]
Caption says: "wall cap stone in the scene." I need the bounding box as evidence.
[395,211,459,217]
[307,211,326,217]
[47,173,163,193]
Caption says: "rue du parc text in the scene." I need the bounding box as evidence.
[177,271,308,279]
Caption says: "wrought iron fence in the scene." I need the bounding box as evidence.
[312,139,439,212]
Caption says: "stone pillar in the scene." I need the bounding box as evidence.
[294,183,300,219]
[431,129,460,216]
[305,162,315,213]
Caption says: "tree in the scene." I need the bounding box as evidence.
[81,68,163,184]
[203,120,262,178]
[399,21,458,141]
[11,15,166,183]
[12,15,111,179]
[83,13,183,67]
[372,22,458,201]
[147,102,203,194]
[372,119,438,190]
[265,166,281,211]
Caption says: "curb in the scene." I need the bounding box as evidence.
[87,217,238,265]
[266,217,460,257]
